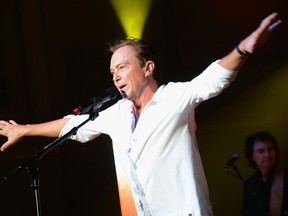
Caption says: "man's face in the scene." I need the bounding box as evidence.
[252,140,276,171]
[110,45,149,100]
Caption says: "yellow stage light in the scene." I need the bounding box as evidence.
[110,0,153,38]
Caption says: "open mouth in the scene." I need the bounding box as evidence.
[119,85,127,97]
[119,84,126,90]
[118,84,127,92]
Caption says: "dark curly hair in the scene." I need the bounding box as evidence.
[108,37,164,85]
[244,131,279,169]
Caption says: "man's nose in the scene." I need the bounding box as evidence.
[264,150,270,157]
[113,71,120,82]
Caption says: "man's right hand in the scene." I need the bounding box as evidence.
[0,120,26,152]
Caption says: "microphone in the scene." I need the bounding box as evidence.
[72,87,118,115]
[224,153,240,170]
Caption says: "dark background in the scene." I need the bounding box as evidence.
[0,0,288,215]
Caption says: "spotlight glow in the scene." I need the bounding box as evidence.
[110,0,153,38]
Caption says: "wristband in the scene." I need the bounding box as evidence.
[236,44,251,56]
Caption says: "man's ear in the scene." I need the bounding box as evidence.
[145,60,155,76]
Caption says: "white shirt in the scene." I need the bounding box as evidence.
[60,61,236,216]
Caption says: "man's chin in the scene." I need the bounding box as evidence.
[261,162,275,169]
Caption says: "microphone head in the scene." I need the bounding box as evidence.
[72,87,119,115]
[224,153,240,171]
[105,86,119,100]
[232,153,240,160]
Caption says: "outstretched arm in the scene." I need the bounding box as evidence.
[0,118,69,152]
[219,12,282,71]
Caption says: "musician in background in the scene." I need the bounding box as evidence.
[242,131,288,216]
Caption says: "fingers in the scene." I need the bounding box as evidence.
[0,141,11,152]
[9,120,18,125]
[0,120,19,152]
[245,12,282,53]
[0,120,18,127]
[0,121,7,131]
[0,120,10,127]
[0,120,16,132]
[268,20,282,32]
[260,12,282,32]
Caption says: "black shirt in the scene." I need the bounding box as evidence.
[241,166,288,216]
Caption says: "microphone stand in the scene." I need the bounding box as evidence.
[3,104,101,216]
[224,164,245,183]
